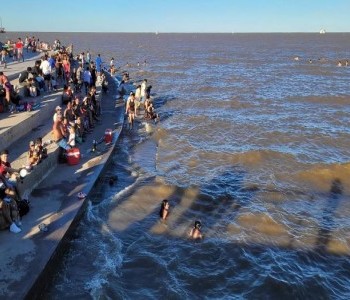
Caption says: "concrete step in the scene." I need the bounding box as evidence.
[0,90,63,152]
[0,73,126,299]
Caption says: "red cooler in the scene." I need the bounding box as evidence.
[67,147,81,165]
[104,129,113,144]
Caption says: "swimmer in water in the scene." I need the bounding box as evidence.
[189,220,203,240]
[159,199,170,220]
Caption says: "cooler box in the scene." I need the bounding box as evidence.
[66,147,81,165]
[104,128,113,144]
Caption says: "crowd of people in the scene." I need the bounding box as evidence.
[0,37,108,233]
[1,39,170,239]
[0,36,74,114]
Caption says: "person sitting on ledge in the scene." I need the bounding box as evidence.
[34,137,48,160]
[27,140,40,168]
[18,67,33,87]
[0,150,20,187]
[52,114,71,150]
[27,78,38,97]
[53,105,62,122]
[0,176,21,233]
[61,85,73,106]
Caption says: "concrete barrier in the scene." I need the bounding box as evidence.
[0,90,62,152]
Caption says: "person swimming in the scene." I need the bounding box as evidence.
[189,220,203,240]
[159,199,170,220]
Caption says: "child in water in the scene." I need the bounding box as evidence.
[189,220,203,240]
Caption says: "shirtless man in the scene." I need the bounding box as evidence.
[189,220,203,240]
[52,114,70,150]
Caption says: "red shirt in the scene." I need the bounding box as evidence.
[16,41,24,50]
[0,160,11,176]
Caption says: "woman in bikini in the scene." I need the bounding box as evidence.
[125,92,137,130]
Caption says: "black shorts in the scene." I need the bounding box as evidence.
[43,74,51,81]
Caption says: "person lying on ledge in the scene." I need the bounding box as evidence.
[52,114,71,150]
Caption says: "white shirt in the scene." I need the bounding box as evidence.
[141,81,147,97]
[40,60,51,75]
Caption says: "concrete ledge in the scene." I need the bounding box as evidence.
[0,72,124,300]
[0,90,62,152]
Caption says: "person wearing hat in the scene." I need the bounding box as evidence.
[53,105,62,122]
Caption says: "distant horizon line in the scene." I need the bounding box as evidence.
[2,30,350,34]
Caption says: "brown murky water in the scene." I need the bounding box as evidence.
[5,32,349,299]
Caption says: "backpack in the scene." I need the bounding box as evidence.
[17,199,30,217]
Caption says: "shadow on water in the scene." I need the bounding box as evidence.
[315,178,344,253]
[41,160,350,299]
[40,119,350,299]
[170,166,253,234]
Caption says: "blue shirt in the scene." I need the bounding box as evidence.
[48,57,56,69]
[95,56,102,67]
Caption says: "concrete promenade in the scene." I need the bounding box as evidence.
[0,53,126,299]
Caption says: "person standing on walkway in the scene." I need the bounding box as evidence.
[95,54,102,79]
[15,38,24,63]
[62,54,71,85]
[83,67,92,95]
[40,56,52,92]
[0,48,7,69]
[86,51,91,65]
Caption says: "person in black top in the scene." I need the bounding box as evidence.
[125,92,137,130]
[18,67,32,86]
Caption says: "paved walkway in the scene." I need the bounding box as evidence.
[0,55,126,299]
